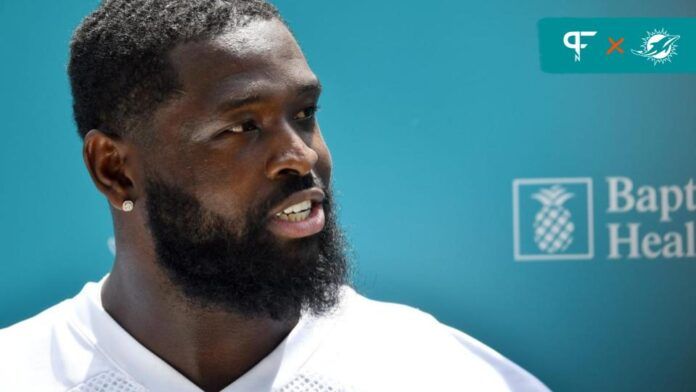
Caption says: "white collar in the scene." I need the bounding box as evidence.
[68,275,350,391]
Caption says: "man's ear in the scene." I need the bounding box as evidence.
[82,129,139,212]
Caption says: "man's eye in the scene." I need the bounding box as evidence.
[225,120,258,134]
[294,105,320,120]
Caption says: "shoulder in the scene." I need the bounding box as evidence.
[0,285,115,391]
[0,297,76,356]
[307,286,549,391]
[0,299,76,390]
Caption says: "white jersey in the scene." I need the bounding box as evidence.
[0,277,549,391]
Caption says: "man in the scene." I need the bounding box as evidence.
[0,1,549,391]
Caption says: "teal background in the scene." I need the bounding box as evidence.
[539,18,696,73]
[1,1,695,391]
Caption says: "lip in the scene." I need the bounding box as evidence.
[266,188,326,239]
[267,201,325,239]
[268,187,325,219]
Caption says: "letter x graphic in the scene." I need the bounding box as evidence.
[606,37,624,55]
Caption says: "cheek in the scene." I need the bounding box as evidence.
[178,145,258,217]
[197,170,263,223]
[185,165,255,227]
[201,186,246,215]
[195,186,257,239]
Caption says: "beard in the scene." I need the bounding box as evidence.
[142,173,350,321]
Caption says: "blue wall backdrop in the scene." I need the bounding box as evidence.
[1,1,695,391]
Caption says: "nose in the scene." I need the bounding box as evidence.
[265,122,319,180]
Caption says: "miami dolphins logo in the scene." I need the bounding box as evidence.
[631,28,680,65]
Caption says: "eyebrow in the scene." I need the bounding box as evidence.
[214,80,323,115]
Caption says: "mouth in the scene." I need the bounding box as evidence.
[266,188,326,239]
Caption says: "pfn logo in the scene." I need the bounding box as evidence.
[563,31,597,62]
[513,178,595,261]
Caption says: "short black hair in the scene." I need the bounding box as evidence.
[68,0,283,141]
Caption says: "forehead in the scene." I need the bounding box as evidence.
[168,19,316,101]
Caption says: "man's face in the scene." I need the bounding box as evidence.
[136,19,348,319]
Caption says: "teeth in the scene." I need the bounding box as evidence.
[282,200,312,214]
[275,200,313,222]
[276,209,311,222]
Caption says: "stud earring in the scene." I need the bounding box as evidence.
[122,200,134,212]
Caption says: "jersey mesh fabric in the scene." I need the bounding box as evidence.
[67,370,352,392]
[274,372,354,392]
[67,370,147,392]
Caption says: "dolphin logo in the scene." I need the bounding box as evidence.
[632,29,680,64]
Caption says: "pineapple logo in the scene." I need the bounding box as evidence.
[532,185,575,254]
[513,178,594,261]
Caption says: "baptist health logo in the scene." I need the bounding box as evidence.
[513,178,594,261]
[514,177,696,261]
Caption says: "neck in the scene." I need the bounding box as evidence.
[101,254,298,392]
